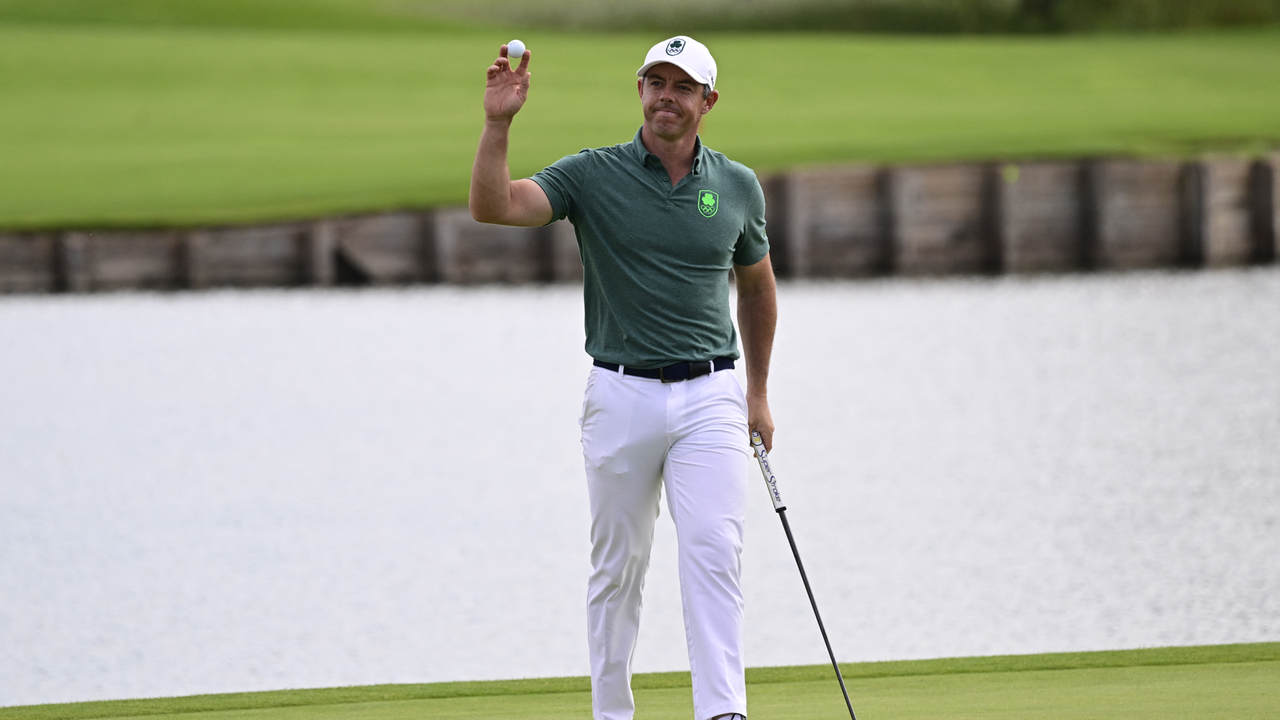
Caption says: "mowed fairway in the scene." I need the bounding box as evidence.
[5,645,1278,720]
[1,24,1279,228]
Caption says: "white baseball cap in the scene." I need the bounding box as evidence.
[636,36,717,92]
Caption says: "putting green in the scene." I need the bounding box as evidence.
[0,22,1278,229]
[5,643,1277,720]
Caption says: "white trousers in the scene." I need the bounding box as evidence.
[580,365,751,720]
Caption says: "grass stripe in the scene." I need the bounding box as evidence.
[4,643,1276,719]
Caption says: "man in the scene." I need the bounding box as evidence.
[469,35,776,720]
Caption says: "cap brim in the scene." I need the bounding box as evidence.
[636,60,713,89]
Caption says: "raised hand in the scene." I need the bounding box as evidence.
[484,44,531,123]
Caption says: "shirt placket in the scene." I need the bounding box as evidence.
[645,155,673,194]
[645,154,700,198]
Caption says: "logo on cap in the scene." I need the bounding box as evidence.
[698,190,719,218]
[666,39,685,56]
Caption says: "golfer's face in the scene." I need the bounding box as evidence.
[639,63,710,141]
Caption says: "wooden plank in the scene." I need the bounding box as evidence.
[187,224,307,288]
[334,212,433,284]
[786,166,889,278]
[306,220,337,286]
[890,163,997,275]
[996,161,1085,273]
[433,208,543,284]
[1186,158,1256,268]
[0,233,58,293]
[1255,154,1279,264]
[1086,159,1186,269]
[58,230,184,291]
[57,233,91,292]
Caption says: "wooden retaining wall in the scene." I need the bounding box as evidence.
[768,153,1278,279]
[996,161,1084,273]
[2,154,1277,294]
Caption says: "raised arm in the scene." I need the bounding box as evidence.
[470,44,554,227]
[734,252,778,451]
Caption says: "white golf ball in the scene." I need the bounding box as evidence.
[507,39,526,62]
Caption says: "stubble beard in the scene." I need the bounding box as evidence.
[646,104,698,143]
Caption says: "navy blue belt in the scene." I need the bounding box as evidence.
[594,357,734,383]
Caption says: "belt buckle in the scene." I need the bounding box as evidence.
[659,363,683,383]
[659,361,713,383]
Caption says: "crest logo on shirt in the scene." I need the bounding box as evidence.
[697,190,719,218]
[666,39,685,56]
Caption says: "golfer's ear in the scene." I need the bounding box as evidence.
[703,89,719,113]
[637,78,645,98]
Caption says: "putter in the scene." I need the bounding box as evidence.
[751,431,857,720]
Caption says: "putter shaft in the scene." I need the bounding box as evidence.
[777,507,857,720]
[751,432,857,720]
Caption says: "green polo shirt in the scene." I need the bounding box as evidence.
[531,128,769,369]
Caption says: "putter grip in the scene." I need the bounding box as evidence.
[751,431,786,512]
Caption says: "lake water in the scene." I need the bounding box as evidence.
[2,269,1278,708]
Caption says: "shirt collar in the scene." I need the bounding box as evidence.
[630,128,705,174]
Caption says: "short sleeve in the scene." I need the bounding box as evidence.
[733,175,770,267]
[531,149,593,224]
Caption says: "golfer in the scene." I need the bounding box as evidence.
[469,35,776,720]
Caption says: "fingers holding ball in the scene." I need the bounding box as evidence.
[491,40,528,80]
[506,39,527,65]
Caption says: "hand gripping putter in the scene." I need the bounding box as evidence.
[751,431,857,720]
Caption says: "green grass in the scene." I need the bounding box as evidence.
[4,643,1278,720]
[1,18,1278,229]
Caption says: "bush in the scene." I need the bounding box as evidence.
[503,0,1280,33]
[1017,0,1280,31]
[1,0,1276,33]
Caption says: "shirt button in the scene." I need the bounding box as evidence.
[662,176,669,181]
